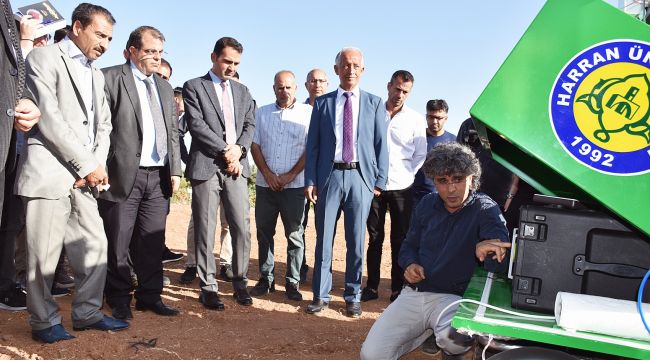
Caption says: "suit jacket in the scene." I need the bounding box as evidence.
[304,89,388,192]
[0,3,21,173]
[100,62,181,202]
[16,41,112,199]
[183,73,256,181]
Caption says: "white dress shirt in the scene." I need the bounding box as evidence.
[131,62,165,167]
[334,86,360,162]
[63,37,95,149]
[384,103,427,190]
[253,102,312,189]
[208,70,235,125]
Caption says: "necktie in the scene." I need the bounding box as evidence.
[144,78,168,160]
[2,0,25,103]
[220,81,236,144]
[342,92,353,163]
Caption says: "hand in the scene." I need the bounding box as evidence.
[404,263,426,284]
[225,161,242,177]
[305,186,317,204]
[19,16,39,40]
[277,173,295,189]
[476,239,512,262]
[223,144,242,164]
[14,99,40,132]
[262,171,283,191]
[73,178,87,189]
[373,187,382,197]
[171,176,181,193]
[85,166,108,187]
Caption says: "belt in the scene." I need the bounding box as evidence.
[333,162,359,170]
[405,283,421,292]
[139,166,162,172]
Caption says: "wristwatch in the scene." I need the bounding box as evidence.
[506,193,515,199]
[238,144,247,159]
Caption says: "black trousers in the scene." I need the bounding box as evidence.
[99,168,169,306]
[0,162,20,293]
[365,186,413,293]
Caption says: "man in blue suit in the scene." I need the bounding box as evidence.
[304,47,388,318]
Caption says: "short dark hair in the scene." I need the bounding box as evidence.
[426,99,449,113]
[160,58,172,77]
[173,87,183,96]
[213,37,243,57]
[422,142,481,190]
[126,26,165,50]
[390,70,414,84]
[71,3,115,28]
[53,25,72,43]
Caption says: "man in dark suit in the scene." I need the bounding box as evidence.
[183,36,255,310]
[304,47,388,317]
[0,0,40,311]
[100,26,181,320]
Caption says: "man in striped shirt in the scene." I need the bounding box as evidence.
[250,70,312,301]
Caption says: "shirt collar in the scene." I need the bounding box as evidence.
[208,70,228,87]
[64,36,92,67]
[337,86,360,99]
[275,98,297,110]
[130,61,153,83]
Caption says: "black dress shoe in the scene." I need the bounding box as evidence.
[305,299,329,314]
[346,301,362,318]
[135,300,179,316]
[233,288,253,306]
[73,315,129,331]
[360,287,378,302]
[111,303,133,320]
[179,266,197,284]
[249,278,275,296]
[199,291,225,311]
[285,282,303,301]
[162,247,183,263]
[421,333,440,355]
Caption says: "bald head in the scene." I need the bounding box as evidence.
[273,70,297,108]
[305,68,328,105]
[334,47,365,91]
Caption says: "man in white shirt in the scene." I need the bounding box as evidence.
[250,71,311,301]
[362,70,427,303]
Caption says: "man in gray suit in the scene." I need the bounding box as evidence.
[304,47,388,318]
[99,26,181,320]
[16,3,128,343]
[183,36,256,310]
[0,0,40,311]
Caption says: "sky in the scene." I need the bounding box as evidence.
[15,0,624,134]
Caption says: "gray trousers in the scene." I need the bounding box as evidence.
[254,186,305,285]
[185,201,232,267]
[191,171,250,292]
[24,188,106,330]
[360,287,473,359]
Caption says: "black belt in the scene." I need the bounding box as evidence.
[333,162,359,170]
[405,283,421,292]
[139,166,162,171]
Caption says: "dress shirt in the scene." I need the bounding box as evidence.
[131,62,165,167]
[253,101,312,189]
[384,103,427,190]
[334,87,360,162]
[208,70,235,128]
[63,36,95,149]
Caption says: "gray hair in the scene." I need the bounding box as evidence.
[335,47,364,66]
[422,142,481,191]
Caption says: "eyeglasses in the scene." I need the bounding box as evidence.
[309,79,327,84]
[433,175,469,186]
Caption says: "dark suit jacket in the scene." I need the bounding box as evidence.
[305,89,388,192]
[182,73,256,181]
[0,4,21,173]
[100,62,181,202]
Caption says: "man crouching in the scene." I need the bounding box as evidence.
[360,142,511,360]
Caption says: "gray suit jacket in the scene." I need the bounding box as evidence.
[183,73,256,180]
[16,41,112,199]
[99,62,181,202]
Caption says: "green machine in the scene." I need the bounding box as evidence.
[470,0,650,236]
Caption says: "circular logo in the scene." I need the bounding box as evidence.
[549,39,650,175]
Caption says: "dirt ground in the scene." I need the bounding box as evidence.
[0,202,441,360]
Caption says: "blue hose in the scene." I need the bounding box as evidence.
[638,268,650,335]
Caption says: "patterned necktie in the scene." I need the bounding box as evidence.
[144,78,168,160]
[2,0,25,103]
[342,92,354,163]
[220,81,236,144]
